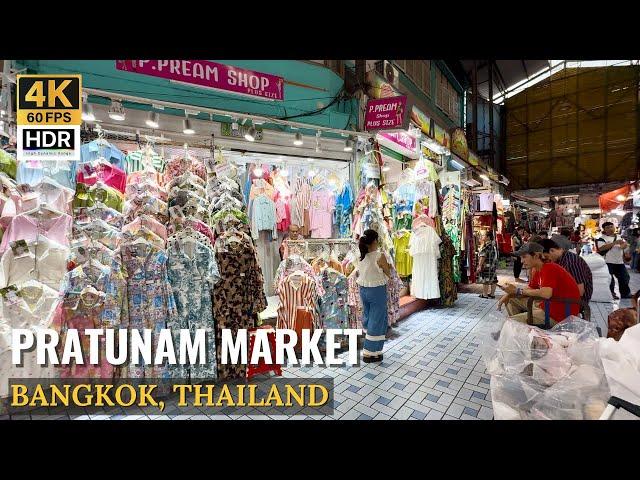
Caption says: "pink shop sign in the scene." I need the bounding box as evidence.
[377,131,419,159]
[365,96,409,131]
[116,60,284,101]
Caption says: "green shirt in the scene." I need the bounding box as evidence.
[125,150,166,175]
[0,150,17,180]
[73,182,125,212]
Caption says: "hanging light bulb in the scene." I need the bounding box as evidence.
[145,111,159,129]
[382,165,390,172]
[280,163,289,177]
[108,99,126,121]
[253,164,263,177]
[616,194,627,202]
[308,168,316,177]
[245,126,257,142]
[343,139,354,152]
[183,117,195,135]
[293,132,303,146]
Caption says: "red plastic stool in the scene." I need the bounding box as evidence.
[246,325,283,381]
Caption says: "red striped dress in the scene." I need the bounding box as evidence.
[277,272,319,330]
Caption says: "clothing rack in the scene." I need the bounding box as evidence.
[286,238,355,262]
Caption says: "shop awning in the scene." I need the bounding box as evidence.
[599,185,631,213]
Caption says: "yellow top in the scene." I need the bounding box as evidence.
[393,231,413,277]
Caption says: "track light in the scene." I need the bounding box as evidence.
[108,100,126,121]
[245,126,257,142]
[293,132,303,146]
[82,103,95,123]
[344,137,354,152]
[182,118,195,135]
[145,111,159,129]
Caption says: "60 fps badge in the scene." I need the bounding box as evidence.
[16,74,82,161]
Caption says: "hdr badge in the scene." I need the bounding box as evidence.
[16,74,82,161]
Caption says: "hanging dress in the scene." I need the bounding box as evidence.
[409,225,442,300]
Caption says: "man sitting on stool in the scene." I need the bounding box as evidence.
[498,242,581,327]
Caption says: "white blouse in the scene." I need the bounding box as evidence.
[0,283,60,398]
[0,238,70,291]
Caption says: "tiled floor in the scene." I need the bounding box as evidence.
[3,266,637,421]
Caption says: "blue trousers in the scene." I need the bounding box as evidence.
[359,285,388,357]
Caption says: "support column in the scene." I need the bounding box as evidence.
[472,60,478,151]
[488,60,495,170]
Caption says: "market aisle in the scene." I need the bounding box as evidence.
[2,293,497,421]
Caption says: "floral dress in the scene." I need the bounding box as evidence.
[120,243,177,379]
[478,240,499,284]
[213,234,267,380]
[56,262,128,379]
[167,240,220,381]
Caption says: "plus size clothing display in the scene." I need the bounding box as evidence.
[0,142,271,399]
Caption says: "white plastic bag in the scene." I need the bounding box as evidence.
[485,317,610,420]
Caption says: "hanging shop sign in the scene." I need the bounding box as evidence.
[450,127,468,161]
[410,107,432,137]
[16,74,82,161]
[116,60,285,101]
[421,144,442,166]
[376,131,419,159]
[364,96,410,131]
[367,70,400,99]
[433,122,450,151]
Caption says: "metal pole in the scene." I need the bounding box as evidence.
[472,60,478,151]
[488,60,495,170]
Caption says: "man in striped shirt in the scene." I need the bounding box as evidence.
[540,235,593,303]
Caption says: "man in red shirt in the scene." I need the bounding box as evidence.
[498,242,581,326]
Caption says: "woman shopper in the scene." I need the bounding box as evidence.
[356,229,392,363]
[511,226,524,280]
[477,230,499,299]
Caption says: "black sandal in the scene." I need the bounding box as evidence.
[479,294,489,299]
[488,295,496,299]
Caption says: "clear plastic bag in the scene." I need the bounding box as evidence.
[484,317,610,420]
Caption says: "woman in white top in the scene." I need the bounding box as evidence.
[357,229,392,363]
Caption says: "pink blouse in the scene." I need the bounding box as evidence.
[309,189,335,239]
[123,216,168,240]
[0,212,73,253]
[77,162,127,194]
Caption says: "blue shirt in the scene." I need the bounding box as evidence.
[16,159,78,189]
[335,183,353,212]
[250,195,277,240]
[80,141,125,171]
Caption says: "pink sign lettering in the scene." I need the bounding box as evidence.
[116,60,284,101]
[365,96,408,131]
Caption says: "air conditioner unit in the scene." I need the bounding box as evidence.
[375,61,401,90]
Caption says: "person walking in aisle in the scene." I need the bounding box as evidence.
[477,230,499,299]
[356,229,392,363]
[595,222,631,300]
[511,226,525,281]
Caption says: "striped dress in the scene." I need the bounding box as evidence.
[277,272,319,330]
[291,178,311,234]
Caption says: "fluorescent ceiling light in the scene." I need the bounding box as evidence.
[480,174,490,181]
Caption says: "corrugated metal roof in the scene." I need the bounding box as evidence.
[459,60,550,101]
